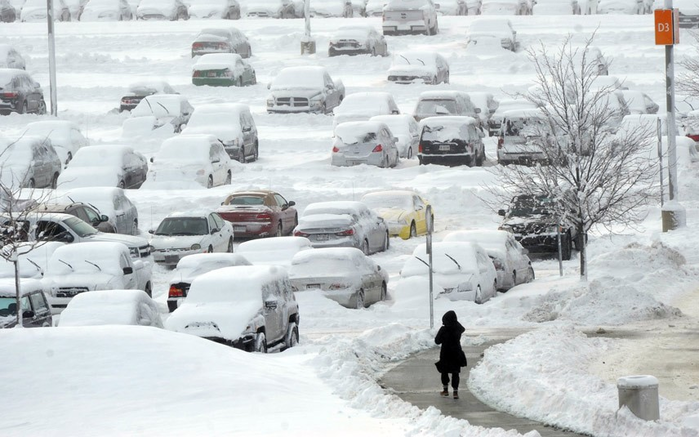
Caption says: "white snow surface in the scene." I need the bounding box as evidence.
[2,13,699,437]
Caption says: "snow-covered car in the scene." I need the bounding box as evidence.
[166,253,251,312]
[122,94,193,135]
[571,45,609,76]
[0,279,53,328]
[20,0,71,21]
[136,0,188,19]
[333,92,400,129]
[443,230,534,291]
[180,103,258,162]
[365,0,386,15]
[464,92,499,128]
[621,90,659,115]
[147,135,232,188]
[293,201,390,255]
[434,0,467,14]
[165,265,300,353]
[387,51,450,84]
[119,80,177,112]
[192,53,256,87]
[191,27,251,58]
[0,44,26,69]
[332,121,400,168]
[20,120,89,164]
[217,190,298,238]
[80,0,132,20]
[480,0,529,14]
[532,0,580,14]
[43,241,153,313]
[597,0,642,14]
[236,236,312,266]
[149,211,234,267]
[382,0,439,35]
[0,241,65,279]
[467,18,517,51]
[328,25,388,57]
[34,202,115,233]
[369,114,420,159]
[0,0,17,22]
[400,241,498,303]
[413,91,481,122]
[266,66,345,114]
[361,190,432,239]
[58,289,163,327]
[188,0,240,19]
[245,0,298,18]
[58,145,148,190]
[488,98,538,135]
[59,187,140,235]
[0,136,62,189]
[309,0,354,17]
[497,107,552,165]
[418,116,486,166]
[0,68,46,115]
[64,0,88,19]
[289,247,388,309]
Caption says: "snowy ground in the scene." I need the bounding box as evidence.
[2,13,699,437]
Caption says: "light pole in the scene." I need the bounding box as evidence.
[300,0,316,54]
[47,0,58,116]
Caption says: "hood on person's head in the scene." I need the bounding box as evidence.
[442,310,457,326]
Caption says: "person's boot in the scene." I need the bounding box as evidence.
[440,386,449,397]
[453,390,459,399]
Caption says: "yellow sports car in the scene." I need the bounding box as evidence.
[361,190,433,240]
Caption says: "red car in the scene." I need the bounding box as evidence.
[217,190,298,239]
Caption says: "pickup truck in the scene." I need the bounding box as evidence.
[266,66,345,114]
[382,0,439,36]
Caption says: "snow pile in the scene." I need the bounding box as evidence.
[468,326,699,436]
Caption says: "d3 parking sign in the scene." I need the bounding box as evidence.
[655,9,680,45]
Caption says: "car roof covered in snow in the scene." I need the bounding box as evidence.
[193,53,244,70]
[303,201,369,217]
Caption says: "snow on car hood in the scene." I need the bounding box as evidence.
[296,214,354,230]
[45,272,123,290]
[165,301,261,341]
[146,164,206,184]
[80,7,120,20]
[387,65,434,76]
[58,167,120,189]
[84,232,149,248]
[188,5,224,18]
[269,89,324,99]
[373,208,407,223]
[150,235,206,251]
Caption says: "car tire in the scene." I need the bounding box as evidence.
[284,322,299,350]
[207,245,213,253]
[254,332,267,353]
[28,178,35,188]
[51,173,58,189]
[132,219,138,235]
[225,171,231,184]
[380,154,388,168]
[382,232,389,251]
[238,147,245,163]
[207,175,213,189]
[361,239,369,255]
[236,76,243,87]
[275,222,283,237]
[252,143,258,161]
[20,101,28,114]
[410,222,417,239]
[511,271,517,288]
[407,147,413,159]
[355,289,365,309]
[476,149,484,166]
[474,285,483,304]
[227,238,233,253]
[380,283,387,301]
[561,234,572,261]
[527,265,535,282]
[118,180,125,189]
[38,100,47,114]
[145,282,152,298]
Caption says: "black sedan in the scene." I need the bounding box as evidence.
[0,68,46,115]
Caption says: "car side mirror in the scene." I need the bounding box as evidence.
[123,266,133,275]
[23,310,35,319]
[498,209,506,216]
[148,229,155,234]
[394,137,399,143]
[211,228,218,234]
[522,248,529,255]
[150,157,154,163]
[288,201,296,207]
[475,108,481,114]
[376,265,381,271]
[264,298,278,310]
[133,260,144,270]
[59,233,74,243]
[100,214,109,222]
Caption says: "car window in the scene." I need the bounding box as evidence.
[20,295,31,313]
[274,194,287,206]
[83,206,100,223]
[323,73,334,89]
[281,278,294,301]
[73,206,91,223]
[413,196,425,209]
[261,283,274,300]
[119,253,130,270]
[207,214,217,231]
[35,221,68,240]
[29,292,49,314]
[212,213,225,229]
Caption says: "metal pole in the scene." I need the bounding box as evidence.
[557,218,563,277]
[13,257,22,328]
[665,0,677,202]
[658,118,665,207]
[426,205,434,329]
[47,0,58,116]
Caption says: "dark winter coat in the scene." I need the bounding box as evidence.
[434,310,467,374]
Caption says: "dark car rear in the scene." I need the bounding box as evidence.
[0,68,46,115]
[418,116,485,167]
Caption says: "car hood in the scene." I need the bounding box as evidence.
[80,7,119,20]
[374,208,407,223]
[84,232,149,248]
[387,65,435,76]
[269,89,324,98]
[165,301,261,341]
[150,235,206,250]
[46,273,121,289]
[58,167,121,189]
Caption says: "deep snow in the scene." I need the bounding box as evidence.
[1,12,699,437]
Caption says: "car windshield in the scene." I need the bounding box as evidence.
[394,54,435,67]
[155,217,208,236]
[63,216,99,237]
[336,130,377,145]
[504,118,544,137]
[416,99,457,115]
[509,196,554,216]
[0,297,17,315]
[227,196,265,206]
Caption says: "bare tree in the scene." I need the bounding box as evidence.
[489,35,659,280]
[678,32,699,101]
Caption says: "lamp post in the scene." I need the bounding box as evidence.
[300,0,316,54]
[47,0,58,116]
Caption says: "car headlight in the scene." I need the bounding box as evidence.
[266,98,274,107]
[499,225,513,233]
[129,247,139,258]
[191,244,201,250]
[422,76,432,82]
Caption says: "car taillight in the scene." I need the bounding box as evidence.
[294,230,309,237]
[336,229,354,236]
[193,71,201,77]
[687,134,699,142]
[256,213,272,221]
[332,146,339,153]
[1,92,18,99]
[193,43,202,48]
[168,285,184,298]
[372,144,383,153]
[219,43,228,49]
[418,143,423,153]
[491,258,505,271]
[328,283,347,290]
[497,137,504,149]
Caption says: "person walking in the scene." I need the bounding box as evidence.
[434,310,467,399]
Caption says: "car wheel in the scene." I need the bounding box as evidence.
[380,283,387,301]
[207,175,213,189]
[225,171,231,184]
[410,222,417,238]
[51,173,58,189]
[511,271,517,288]
[284,322,299,350]
[474,285,483,304]
[252,143,259,161]
[380,154,388,168]
[293,214,298,229]
[355,289,365,309]
[382,232,389,251]
[20,101,28,114]
[561,234,572,261]
[66,151,72,164]
[407,147,413,160]
[444,72,450,84]
[38,100,47,114]
[361,239,369,255]
[132,219,138,235]
[145,282,152,298]
[118,180,125,189]
[527,265,535,282]
[371,47,377,57]
[236,76,243,87]
[254,332,267,353]
[227,238,233,252]
[238,147,246,163]
[275,222,283,237]
[207,245,213,253]
[476,149,484,166]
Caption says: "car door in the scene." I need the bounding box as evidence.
[208,143,224,185]
[274,193,294,233]
[413,195,427,234]
[261,283,283,343]
[323,73,339,109]
[112,194,128,233]
[28,291,52,327]
[212,213,232,248]
[119,252,137,289]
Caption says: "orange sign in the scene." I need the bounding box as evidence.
[655,9,675,45]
